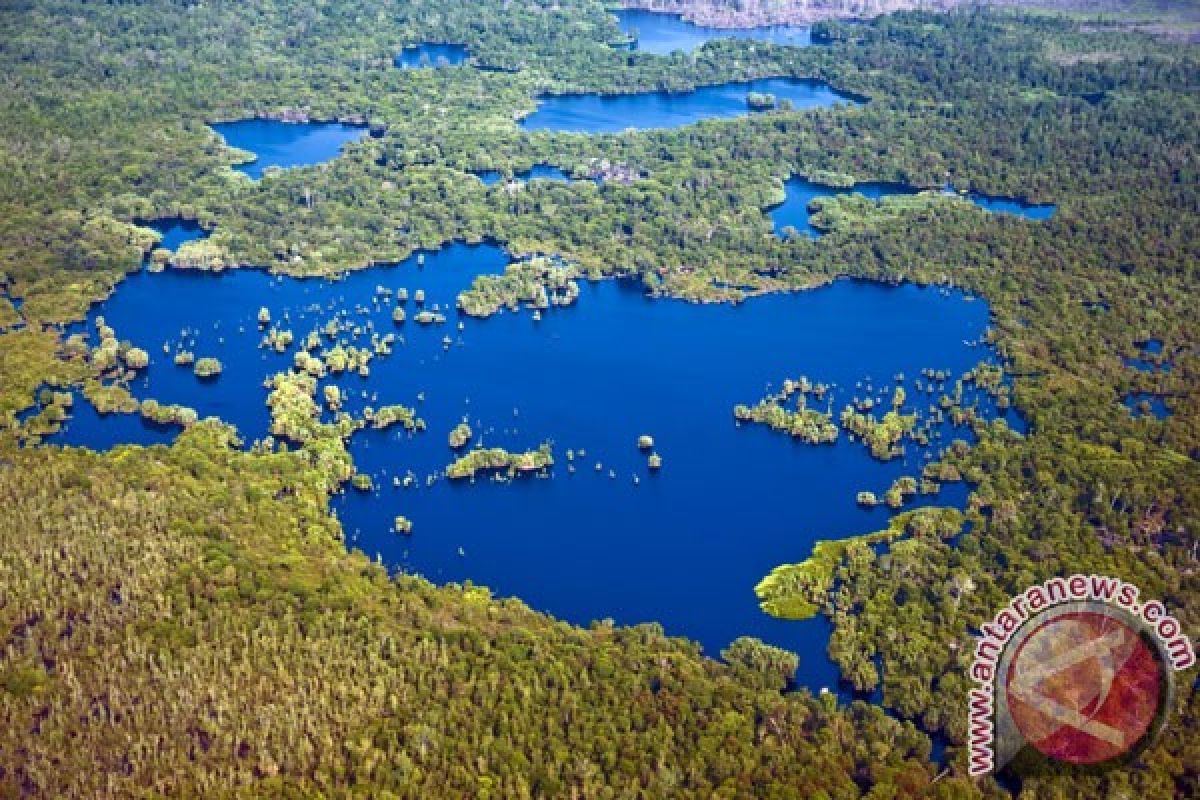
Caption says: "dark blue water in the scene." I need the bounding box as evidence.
[770,178,919,238]
[615,9,811,55]
[396,43,468,69]
[474,164,575,186]
[1138,338,1164,355]
[770,178,1056,238]
[1124,356,1172,373]
[210,119,369,179]
[521,77,856,133]
[140,218,208,251]
[945,185,1056,220]
[1123,393,1171,419]
[43,240,1020,700]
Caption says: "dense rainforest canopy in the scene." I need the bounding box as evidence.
[0,0,1196,797]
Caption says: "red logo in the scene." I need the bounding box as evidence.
[1004,610,1165,765]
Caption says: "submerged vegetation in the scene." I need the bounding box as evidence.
[0,0,1197,796]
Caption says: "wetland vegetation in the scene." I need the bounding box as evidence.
[0,1,1197,797]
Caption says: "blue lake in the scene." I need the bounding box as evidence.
[1124,356,1172,373]
[474,164,576,186]
[42,232,1022,699]
[139,218,207,251]
[615,9,812,55]
[945,184,1056,220]
[770,179,919,238]
[210,119,369,179]
[770,177,1057,238]
[1123,392,1171,420]
[396,43,468,69]
[520,77,857,133]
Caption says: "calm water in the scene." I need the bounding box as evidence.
[474,164,575,186]
[521,77,857,133]
[770,177,1057,237]
[210,119,369,179]
[140,218,208,251]
[44,234,1021,698]
[396,43,468,69]
[944,184,1056,219]
[1123,392,1171,420]
[615,10,811,55]
[1124,356,1172,373]
[770,179,919,238]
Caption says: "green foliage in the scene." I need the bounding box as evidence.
[193,356,223,378]
[457,256,581,317]
[448,421,473,449]
[0,429,945,797]
[0,2,1197,796]
[756,509,964,622]
[370,404,421,432]
[446,442,554,479]
[735,376,839,444]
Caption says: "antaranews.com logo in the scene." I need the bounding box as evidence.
[968,574,1195,777]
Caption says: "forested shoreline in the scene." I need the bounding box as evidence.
[0,1,1196,797]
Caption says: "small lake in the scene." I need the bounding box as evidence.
[614,10,811,55]
[770,177,1057,237]
[43,232,1022,698]
[473,164,575,186]
[1124,356,1172,373]
[770,179,919,238]
[140,218,207,251]
[520,77,857,133]
[396,43,468,69]
[210,119,369,179]
[951,186,1056,220]
[1123,392,1171,420]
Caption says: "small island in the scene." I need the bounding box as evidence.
[446,443,554,480]
[733,376,838,444]
[369,404,422,432]
[457,256,580,318]
[746,91,777,111]
[448,422,473,449]
[193,357,223,378]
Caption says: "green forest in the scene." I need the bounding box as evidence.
[0,0,1196,797]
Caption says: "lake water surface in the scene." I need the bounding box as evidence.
[473,164,576,186]
[521,77,856,133]
[45,226,1021,698]
[210,119,369,179]
[770,177,1057,237]
[396,43,468,69]
[614,10,811,54]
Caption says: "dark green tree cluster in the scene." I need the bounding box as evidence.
[0,1,1196,797]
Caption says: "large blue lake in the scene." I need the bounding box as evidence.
[44,224,1021,697]
[210,119,368,179]
[770,177,1057,237]
[521,77,856,133]
[615,10,812,55]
